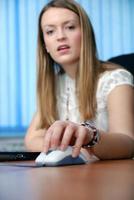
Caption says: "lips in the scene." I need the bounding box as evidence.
[57,45,70,51]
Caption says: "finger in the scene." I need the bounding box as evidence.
[72,127,87,157]
[60,124,76,150]
[43,128,52,153]
[50,125,65,149]
[49,120,67,149]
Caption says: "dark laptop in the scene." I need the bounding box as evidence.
[0,137,40,161]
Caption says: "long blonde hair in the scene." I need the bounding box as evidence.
[37,0,105,129]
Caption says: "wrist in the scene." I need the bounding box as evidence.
[81,121,100,147]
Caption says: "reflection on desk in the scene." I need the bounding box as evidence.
[0,159,134,200]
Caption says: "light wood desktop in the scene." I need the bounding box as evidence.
[0,159,133,200]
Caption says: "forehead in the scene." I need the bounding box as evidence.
[41,7,79,27]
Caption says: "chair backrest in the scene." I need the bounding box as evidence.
[108,53,134,76]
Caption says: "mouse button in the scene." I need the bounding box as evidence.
[65,145,72,150]
[44,147,73,164]
[45,151,62,163]
[35,152,46,163]
[65,146,73,153]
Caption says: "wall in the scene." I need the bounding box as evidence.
[0,0,134,136]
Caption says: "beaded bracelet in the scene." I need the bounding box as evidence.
[81,121,100,147]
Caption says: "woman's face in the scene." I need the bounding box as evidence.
[41,7,81,68]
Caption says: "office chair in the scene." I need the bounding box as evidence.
[108,53,134,76]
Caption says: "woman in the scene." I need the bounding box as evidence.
[25,0,134,160]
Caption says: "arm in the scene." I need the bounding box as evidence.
[42,84,134,160]
[24,112,46,152]
[91,85,134,159]
[25,85,134,159]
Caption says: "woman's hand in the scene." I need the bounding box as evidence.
[43,120,91,157]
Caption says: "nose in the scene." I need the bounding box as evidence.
[56,28,66,41]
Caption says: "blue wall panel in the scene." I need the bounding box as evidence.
[0,0,134,136]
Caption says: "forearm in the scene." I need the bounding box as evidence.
[90,131,134,160]
[24,129,46,152]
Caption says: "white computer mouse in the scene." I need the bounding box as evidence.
[35,146,88,166]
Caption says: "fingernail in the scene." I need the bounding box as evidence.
[60,144,66,151]
[43,146,48,152]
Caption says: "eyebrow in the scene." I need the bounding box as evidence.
[43,19,78,29]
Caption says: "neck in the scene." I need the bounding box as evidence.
[61,63,78,79]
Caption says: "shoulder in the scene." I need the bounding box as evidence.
[97,67,134,100]
[99,68,133,84]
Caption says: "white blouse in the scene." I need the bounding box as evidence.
[56,69,134,132]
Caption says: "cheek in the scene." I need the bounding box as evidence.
[44,38,51,51]
[44,37,57,59]
[43,35,54,52]
[73,32,81,48]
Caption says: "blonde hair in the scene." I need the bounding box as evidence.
[37,0,105,129]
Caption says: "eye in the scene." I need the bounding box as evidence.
[44,28,55,36]
[46,30,54,35]
[66,25,75,30]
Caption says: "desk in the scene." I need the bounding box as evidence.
[0,159,133,200]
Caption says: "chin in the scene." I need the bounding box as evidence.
[55,57,79,67]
